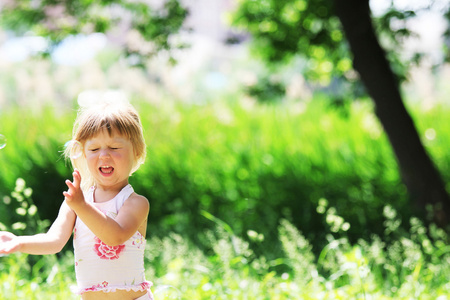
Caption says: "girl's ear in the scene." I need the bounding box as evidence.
[130,155,144,175]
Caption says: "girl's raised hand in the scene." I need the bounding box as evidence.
[0,231,20,254]
[63,169,85,209]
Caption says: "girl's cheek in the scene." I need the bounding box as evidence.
[85,154,97,167]
[85,152,97,160]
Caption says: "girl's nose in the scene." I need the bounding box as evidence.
[99,149,111,159]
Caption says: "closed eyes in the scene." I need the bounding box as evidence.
[88,147,121,151]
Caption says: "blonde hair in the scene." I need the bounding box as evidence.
[65,100,146,191]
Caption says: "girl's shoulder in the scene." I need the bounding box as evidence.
[125,192,150,212]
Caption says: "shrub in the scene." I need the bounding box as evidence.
[1,98,449,253]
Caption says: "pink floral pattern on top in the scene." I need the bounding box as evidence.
[84,281,109,292]
[132,233,145,249]
[93,237,125,260]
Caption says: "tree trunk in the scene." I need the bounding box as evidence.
[334,0,450,227]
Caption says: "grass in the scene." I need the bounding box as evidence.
[1,96,450,299]
[1,180,449,299]
[0,98,410,249]
[1,214,449,299]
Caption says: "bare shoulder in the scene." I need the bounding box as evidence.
[126,193,150,212]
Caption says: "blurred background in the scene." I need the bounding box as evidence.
[1,0,450,299]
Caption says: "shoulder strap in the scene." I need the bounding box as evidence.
[84,186,96,203]
[115,184,134,211]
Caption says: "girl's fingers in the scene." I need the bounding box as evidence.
[65,179,75,190]
[0,232,15,243]
[64,170,83,204]
[64,179,76,200]
[73,169,81,185]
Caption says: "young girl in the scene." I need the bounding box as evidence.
[0,99,154,300]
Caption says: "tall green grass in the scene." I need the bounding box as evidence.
[1,98,449,252]
[1,179,449,299]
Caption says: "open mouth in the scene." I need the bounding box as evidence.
[99,166,114,174]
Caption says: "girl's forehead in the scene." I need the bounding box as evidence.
[85,128,129,143]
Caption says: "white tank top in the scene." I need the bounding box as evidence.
[73,184,153,297]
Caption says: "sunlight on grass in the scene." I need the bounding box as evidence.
[1,99,450,299]
[2,208,449,299]
[2,179,449,299]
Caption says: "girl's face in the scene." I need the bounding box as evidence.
[83,128,135,190]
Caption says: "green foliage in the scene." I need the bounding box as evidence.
[0,0,188,63]
[445,6,450,62]
[0,178,50,236]
[1,196,449,298]
[132,98,409,251]
[372,7,420,83]
[230,0,350,86]
[0,180,74,299]
[230,0,448,90]
[2,98,450,254]
[0,106,73,222]
[244,74,286,103]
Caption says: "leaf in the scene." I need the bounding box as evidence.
[200,210,234,235]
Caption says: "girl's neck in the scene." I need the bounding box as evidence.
[93,182,129,203]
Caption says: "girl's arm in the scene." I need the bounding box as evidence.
[0,201,76,255]
[64,170,149,246]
